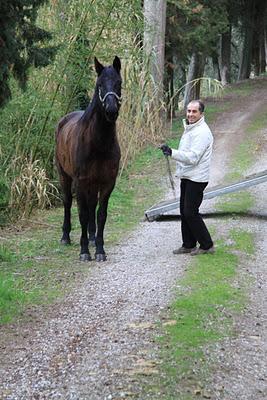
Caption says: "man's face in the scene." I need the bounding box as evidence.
[186,102,202,124]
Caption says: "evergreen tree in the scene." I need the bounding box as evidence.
[165,0,229,105]
[0,1,56,107]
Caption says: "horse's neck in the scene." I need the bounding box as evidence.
[80,95,116,149]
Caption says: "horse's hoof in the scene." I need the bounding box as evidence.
[95,253,107,262]
[79,253,92,262]
[60,238,71,245]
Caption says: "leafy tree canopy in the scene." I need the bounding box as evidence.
[167,0,229,60]
[0,0,57,107]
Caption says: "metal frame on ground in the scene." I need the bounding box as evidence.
[145,170,267,221]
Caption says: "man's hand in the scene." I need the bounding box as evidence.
[160,144,172,156]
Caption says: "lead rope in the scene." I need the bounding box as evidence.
[165,155,176,198]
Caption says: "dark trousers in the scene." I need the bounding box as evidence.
[180,179,213,250]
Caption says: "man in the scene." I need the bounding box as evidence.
[160,100,214,256]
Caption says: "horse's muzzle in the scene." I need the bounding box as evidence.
[105,109,119,122]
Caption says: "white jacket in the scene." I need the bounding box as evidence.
[171,116,213,182]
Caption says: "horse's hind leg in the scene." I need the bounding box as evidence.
[59,171,73,245]
[77,189,91,262]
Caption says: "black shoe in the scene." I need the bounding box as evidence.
[173,246,197,255]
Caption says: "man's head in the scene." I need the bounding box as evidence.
[186,100,205,124]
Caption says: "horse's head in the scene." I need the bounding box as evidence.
[94,56,122,123]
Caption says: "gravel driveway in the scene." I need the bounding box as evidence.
[0,79,266,400]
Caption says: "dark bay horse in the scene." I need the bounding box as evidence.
[55,56,122,261]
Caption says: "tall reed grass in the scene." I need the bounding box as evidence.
[7,157,59,218]
[117,52,166,175]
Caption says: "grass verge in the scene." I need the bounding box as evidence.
[145,230,253,399]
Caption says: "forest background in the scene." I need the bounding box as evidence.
[0,0,266,223]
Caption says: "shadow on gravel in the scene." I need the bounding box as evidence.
[152,211,267,222]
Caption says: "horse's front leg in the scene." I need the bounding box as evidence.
[95,186,114,262]
[77,191,91,262]
[88,193,98,248]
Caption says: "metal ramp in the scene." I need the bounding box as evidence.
[145,169,267,221]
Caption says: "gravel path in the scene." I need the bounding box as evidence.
[0,79,266,399]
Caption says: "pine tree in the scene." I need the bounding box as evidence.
[0,0,56,107]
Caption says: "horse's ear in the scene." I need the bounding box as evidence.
[94,57,104,76]
[113,56,121,73]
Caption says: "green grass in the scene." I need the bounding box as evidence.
[0,272,41,324]
[229,229,255,255]
[0,244,41,323]
[144,231,252,399]
[223,78,266,98]
[0,224,78,323]
[0,243,14,262]
[224,83,253,97]
[217,191,254,214]
[204,102,230,123]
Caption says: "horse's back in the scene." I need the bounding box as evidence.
[56,111,83,138]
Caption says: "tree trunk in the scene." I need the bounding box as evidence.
[252,30,260,76]
[212,53,221,82]
[219,26,231,85]
[143,0,167,104]
[258,0,267,73]
[251,0,267,76]
[238,0,256,80]
[259,35,266,73]
[183,52,206,109]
